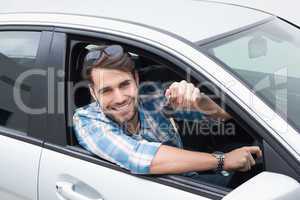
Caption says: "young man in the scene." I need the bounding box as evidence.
[73,45,262,186]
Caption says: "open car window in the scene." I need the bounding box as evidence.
[66,39,266,191]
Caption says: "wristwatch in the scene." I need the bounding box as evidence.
[212,151,225,173]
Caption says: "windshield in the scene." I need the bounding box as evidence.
[199,18,300,132]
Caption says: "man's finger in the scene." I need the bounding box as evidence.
[184,84,194,108]
[168,84,179,105]
[246,146,262,158]
[177,82,186,105]
[248,153,256,166]
[239,164,250,172]
[191,89,199,108]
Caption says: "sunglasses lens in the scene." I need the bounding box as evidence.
[85,50,102,65]
[104,45,123,56]
[85,45,124,66]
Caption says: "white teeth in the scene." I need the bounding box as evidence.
[114,102,131,111]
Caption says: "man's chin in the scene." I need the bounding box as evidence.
[119,111,137,124]
[105,110,137,124]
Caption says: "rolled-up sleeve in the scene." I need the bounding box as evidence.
[73,111,161,174]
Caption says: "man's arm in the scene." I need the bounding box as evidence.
[165,80,231,121]
[73,110,162,174]
[74,104,262,175]
[150,145,218,174]
[195,93,232,120]
[150,145,262,174]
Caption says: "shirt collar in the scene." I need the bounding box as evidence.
[138,102,152,131]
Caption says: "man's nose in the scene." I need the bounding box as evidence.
[113,89,127,104]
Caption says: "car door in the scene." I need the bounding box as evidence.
[37,31,221,200]
[0,28,52,200]
[37,24,300,200]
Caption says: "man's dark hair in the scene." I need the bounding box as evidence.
[82,45,135,84]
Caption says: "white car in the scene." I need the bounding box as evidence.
[212,0,300,27]
[0,0,300,200]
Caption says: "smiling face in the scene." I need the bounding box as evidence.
[89,67,139,125]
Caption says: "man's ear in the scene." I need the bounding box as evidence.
[89,84,97,101]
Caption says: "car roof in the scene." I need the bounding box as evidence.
[0,0,272,42]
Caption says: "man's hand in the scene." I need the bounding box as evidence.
[224,146,263,172]
[165,80,231,120]
[165,80,202,110]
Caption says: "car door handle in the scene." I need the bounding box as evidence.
[56,181,104,200]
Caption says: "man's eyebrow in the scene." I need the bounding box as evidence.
[97,79,132,93]
[97,86,111,93]
[119,79,131,85]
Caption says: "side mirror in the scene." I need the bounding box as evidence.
[223,172,300,200]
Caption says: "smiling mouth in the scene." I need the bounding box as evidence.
[112,100,132,112]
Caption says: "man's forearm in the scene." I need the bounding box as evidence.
[149,145,218,174]
[195,95,231,121]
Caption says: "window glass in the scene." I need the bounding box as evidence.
[0,31,41,134]
[200,19,300,132]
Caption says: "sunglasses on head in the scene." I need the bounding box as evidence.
[84,45,124,66]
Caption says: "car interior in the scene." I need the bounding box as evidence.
[67,41,265,189]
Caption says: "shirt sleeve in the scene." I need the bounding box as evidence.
[73,110,162,174]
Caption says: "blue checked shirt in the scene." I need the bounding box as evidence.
[73,82,203,174]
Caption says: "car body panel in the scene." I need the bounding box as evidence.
[223,172,300,200]
[0,0,271,42]
[0,132,41,200]
[212,0,300,27]
[39,148,210,200]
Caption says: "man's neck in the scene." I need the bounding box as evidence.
[127,112,140,134]
[125,111,140,135]
[103,106,140,134]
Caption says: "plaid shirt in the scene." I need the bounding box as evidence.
[73,83,203,174]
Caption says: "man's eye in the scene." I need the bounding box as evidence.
[100,89,112,95]
[120,81,131,88]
